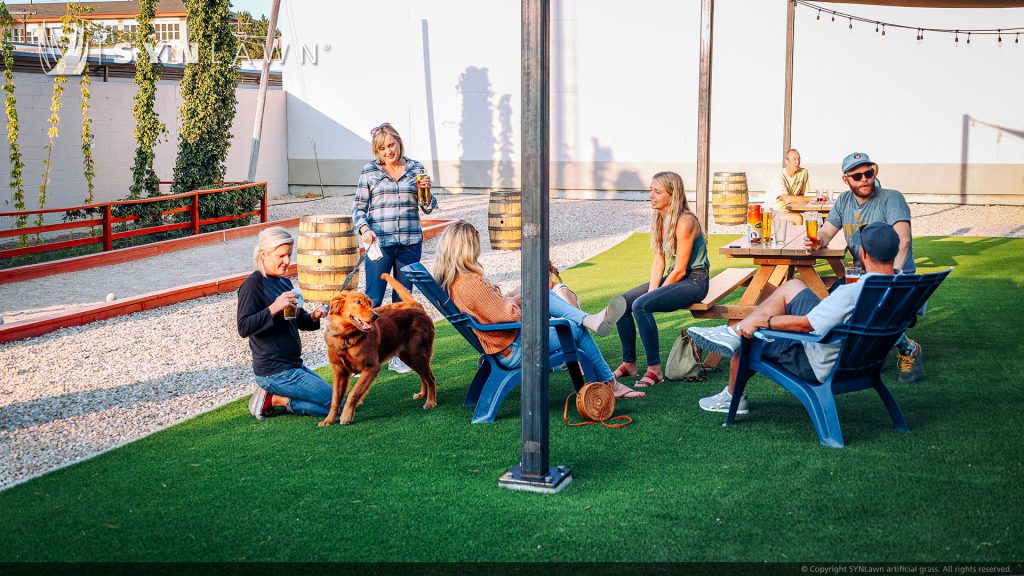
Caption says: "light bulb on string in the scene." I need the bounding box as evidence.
[967,32,971,44]
[955,30,959,44]
[831,13,835,22]
[882,24,886,36]
[817,9,821,20]
[1017,33,1020,44]
[848,17,853,29]
[875,22,879,33]
[997,30,1002,45]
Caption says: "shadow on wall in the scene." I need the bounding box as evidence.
[288,96,369,187]
[497,94,515,189]
[457,67,496,189]
[591,136,646,194]
[960,114,1024,205]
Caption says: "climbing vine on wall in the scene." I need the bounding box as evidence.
[73,4,96,204]
[129,0,165,199]
[0,2,26,233]
[172,0,239,195]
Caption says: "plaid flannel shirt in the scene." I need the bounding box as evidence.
[352,157,438,247]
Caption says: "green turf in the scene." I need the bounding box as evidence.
[2,234,1022,562]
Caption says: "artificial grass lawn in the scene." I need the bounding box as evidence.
[2,234,1022,563]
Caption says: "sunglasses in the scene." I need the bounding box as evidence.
[845,168,875,182]
[370,122,393,136]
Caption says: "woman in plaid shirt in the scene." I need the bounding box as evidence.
[353,123,439,373]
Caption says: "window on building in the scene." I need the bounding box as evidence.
[123,24,138,35]
[155,23,180,42]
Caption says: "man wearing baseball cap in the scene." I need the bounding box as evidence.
[803,152,923,383]
[688,222,903,414]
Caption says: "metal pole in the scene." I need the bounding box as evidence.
[498,0,571,494]
[246,0,281,182]
[783,0,795,160]
[695,0,714,232]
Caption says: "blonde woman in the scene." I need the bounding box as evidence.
[353,122,439,373]
[237,227,333,420]
[614,171,710,387]
[433,221,643,399]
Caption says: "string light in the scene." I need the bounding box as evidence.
[797,1,1023,46]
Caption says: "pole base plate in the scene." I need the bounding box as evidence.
[497,464,573,494]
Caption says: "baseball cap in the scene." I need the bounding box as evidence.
[859,222,900,262]
[842,152,875,174]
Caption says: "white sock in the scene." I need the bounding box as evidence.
[582,309,606,332]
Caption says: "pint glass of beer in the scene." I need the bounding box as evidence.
[761,209,774,244]
[805,211,821,252]
[415,168,432,212]
[747,203,762,244]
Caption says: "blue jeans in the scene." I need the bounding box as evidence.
[617,268,709,366]
[254,366,334,417]
[496,292,614,383]
[365,242,422,307]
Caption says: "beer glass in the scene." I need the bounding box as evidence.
[761,209,774,244]
[415,168,433,212]
[805,211,821,252]
[845,265,863,284]
[747,203,762,244]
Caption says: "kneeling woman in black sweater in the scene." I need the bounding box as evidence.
[237,226,332,419]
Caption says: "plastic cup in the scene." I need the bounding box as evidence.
[773,217,788,245]
[845,266,863,284]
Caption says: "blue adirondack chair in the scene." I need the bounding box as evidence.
[401,263,586,423]
[727,269,951,447]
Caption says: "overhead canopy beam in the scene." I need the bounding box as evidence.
[810,0,1024,7]
[783,0,795,161]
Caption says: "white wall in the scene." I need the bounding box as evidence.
[281,0,1024,203]
[0,72,287,210]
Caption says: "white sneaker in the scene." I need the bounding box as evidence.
[688,325,742,358]
[699,386,750,414]
[388,356,413,374]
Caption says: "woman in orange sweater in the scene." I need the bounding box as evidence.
[432,221,644,399]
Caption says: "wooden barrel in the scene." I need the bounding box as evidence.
[296,214,359,303]
[711,172,749,225]
[488,190,522,250]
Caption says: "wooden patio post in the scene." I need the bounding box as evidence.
[783,0,795,159]
[498,0,572,494]
[695,0,714,231]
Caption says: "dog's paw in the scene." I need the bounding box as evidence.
[413,392,424,400]
[318,418,334,427]
[339,416,352,426]
[423,400,437,410]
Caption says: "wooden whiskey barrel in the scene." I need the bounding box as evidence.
[711,172,749,226]
[296,214,359,303]
[488,190,521,250]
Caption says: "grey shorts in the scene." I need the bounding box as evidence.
[760,288,821,383]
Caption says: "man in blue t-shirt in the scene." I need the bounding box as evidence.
[805,152,923,383]
[688,222,902,414]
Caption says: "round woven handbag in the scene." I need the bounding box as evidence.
[563,382,632,428]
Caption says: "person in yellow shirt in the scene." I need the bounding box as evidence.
[767,148,811,224]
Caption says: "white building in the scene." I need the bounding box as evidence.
[5,0,189,64]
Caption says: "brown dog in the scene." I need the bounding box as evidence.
[320,273,437,426]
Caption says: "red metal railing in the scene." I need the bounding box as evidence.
[0,182,268,261]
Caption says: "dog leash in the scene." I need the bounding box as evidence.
[340,252,367,292]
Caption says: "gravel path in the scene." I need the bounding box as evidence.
[1,194,1021,490]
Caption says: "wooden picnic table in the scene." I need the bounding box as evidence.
[691,230,848,368]
[787,200,834,215]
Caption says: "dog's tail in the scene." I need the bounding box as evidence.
[381,274,422,307]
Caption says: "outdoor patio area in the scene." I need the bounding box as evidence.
[2,224,1021,563]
